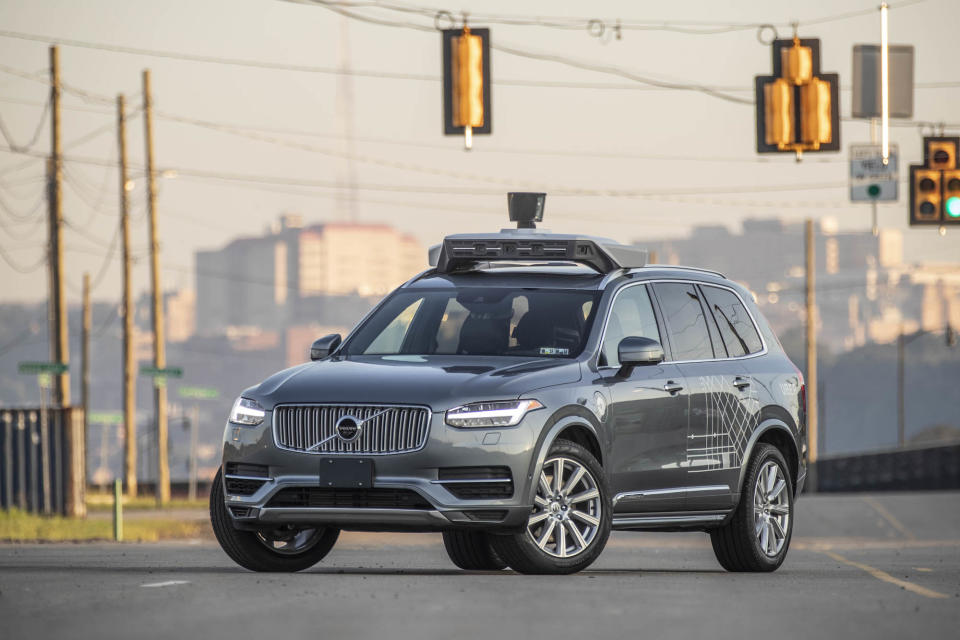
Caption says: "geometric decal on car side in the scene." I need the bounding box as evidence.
[686,375,760,472]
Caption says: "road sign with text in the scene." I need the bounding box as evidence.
[850,144,899,202]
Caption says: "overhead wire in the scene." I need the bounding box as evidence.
[0,95,50,153]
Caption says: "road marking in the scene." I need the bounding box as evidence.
[914,567,933,572]
[140,580,190,588]
[861,496,916,540]
[821,551,948,600]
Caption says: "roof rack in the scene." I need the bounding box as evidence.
[429,229,648,274]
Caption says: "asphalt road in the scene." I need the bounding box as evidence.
[2,492,959,640]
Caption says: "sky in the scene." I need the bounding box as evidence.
[0,0,958,304]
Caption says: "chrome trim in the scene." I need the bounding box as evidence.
[272,403,431,456]
[612,484,729,505]
[224,474,271,482]
[612,514,726,527]
[595,278,768,369]
[430,478,513,484]
[636,265,726,278]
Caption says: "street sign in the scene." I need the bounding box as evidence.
[18,361,68,375]
[139,365,183,378]
[89,411,123,425]
[178,386,220,400]
[850,144,899,202]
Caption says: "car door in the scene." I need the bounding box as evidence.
[653,282,762,511]
[601,284,690,514]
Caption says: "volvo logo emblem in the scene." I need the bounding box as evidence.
[335,415,361,442]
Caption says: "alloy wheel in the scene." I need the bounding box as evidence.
[526,456,602,558]
[753,460,790,557]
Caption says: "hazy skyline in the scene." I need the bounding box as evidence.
[1,0,958,304]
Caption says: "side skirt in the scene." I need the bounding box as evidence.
[612,509,733,532]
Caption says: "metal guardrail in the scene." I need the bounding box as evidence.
[815,442,960,492]
[0,407,86,516]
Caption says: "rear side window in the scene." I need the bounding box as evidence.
[652,283,714,361]
[701,285,764,356]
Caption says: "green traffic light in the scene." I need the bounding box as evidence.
[947,196,960,219]
[867,184,881,198]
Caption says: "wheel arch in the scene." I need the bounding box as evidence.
[738,419,800,497]
[524,406,603,505]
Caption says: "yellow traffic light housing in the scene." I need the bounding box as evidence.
[755,38,840,155]
[909,137,960,226]
[442,26,491,149]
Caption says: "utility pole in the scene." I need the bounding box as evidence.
[117,94,137,497]
[188,404,199,502]
[81,272,91,487]
[142,70,169,506]
[48,45,70,407]
[805,219,819,489]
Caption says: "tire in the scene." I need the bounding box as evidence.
[491,439,611,575]
[710,443,794,572]
[442,531,507,571]
[209,469,340,572]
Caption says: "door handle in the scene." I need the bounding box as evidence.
[663,381,684,394]
[733,377,751,390]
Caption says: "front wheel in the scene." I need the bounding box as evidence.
[710,443,794,572]
[491,439,611,575]
[442,531,507,571]
[209,469,340,572]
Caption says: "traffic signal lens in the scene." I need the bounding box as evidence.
[919,202,936,215]
[919,178,936,192]
[946,197,960,218]
[933,150,950,165]
[948,178,960,191]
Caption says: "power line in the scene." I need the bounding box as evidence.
[0,241,46,273]
[0,96,50,152]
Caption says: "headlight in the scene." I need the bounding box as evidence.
[445,399,543,428]
[229,397,265,426]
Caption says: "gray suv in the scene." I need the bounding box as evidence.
[211,197,806,575]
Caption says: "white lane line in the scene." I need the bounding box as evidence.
[821,551,948,600]
[140,580,190,588]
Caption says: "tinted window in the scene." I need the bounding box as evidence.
[653,283,714,361]
[701,285,763,356]
[346,288,600,358]
[601,285,661,367]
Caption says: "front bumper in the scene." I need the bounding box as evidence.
[219,408,543,532]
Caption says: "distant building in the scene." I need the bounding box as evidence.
[195,215,424,335]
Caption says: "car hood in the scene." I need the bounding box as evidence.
[250,355,582,411]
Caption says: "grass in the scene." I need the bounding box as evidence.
[85,492,208,512]
[0,508,211,542]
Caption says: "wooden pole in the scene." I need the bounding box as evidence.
[81,272,90,491]
[117,94,137,498]
[142,70,170,506]
[48,45,70,407]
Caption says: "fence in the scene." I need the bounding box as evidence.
[815,441,960,492]
[0,407,85,517]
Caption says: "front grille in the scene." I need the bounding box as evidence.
[274,404,430,455]
[437,466,514,499]
[267,487,432,510]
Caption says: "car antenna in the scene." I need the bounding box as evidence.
[507,192,546,229]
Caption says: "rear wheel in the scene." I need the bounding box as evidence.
[210,469,340,572]
[710,444,793,572]
[491,439,611,575]
[442,531,507,571]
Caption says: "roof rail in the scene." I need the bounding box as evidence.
[638,264,726,279]
[429,229,648,274]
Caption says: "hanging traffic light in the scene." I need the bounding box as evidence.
[755,37,840,156]
[442,25,491,150]
[909,137,960,226]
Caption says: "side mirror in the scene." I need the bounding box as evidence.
[310,334,342,361]
[617,336,664,375]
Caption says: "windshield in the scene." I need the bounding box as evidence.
[344,288,601,358]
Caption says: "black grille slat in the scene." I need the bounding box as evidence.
[274,404,430,455]
[225,478,266,496]
[267,487,431,510]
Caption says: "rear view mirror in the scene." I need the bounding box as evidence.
[310,334,342,361]
[617,336,664,374]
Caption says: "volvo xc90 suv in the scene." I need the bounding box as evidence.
[211,194,806,575]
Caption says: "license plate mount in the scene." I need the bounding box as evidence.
[319,458,374,488]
